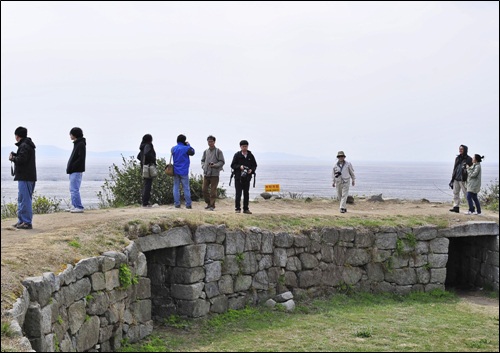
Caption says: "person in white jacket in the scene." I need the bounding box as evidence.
[332,151,356,213]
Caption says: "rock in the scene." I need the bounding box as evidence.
[347,196,354,204]
[367,194,384,202]
[260,192,272,200]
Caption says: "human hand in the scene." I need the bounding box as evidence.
[449,180,454,190]
[332,183,336,188]
[352,180,355,186]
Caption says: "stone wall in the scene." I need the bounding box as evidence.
[5,221,498,352]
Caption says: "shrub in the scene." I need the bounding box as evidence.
[1,193,61,219]
[480,179,499,212]
[98,155,226,207]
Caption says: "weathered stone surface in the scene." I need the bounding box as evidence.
[172,267,205,284]
[385,268,417,285]
[135,226,194,252]
[75,315,99,352]
[346,248,370,266]
[74,257,100,280]
[225,230,246,254]
[177,244,207,267]
[261,232,274,254]
[428,254,448,268]
[252,270,269,290]
[205,261,222,282]
[90,272,106,291]
[102,251,127,269]
[210,295,228,313]
[413,226,438,240]
[438,222,499,238]
[194,224,218,243]
[275,232,294,248]
[68,300,86,334]
[218,275,234,295]
[171,283,204,300]
[241,252,258,274]
[105,269,120,291]
[375,233,397,250]
[206,244,225,261]
[273,248,287,267]
[234,275,252,292]
[430,238,450,254]
[22,275,53,307]
[177,299,210,318]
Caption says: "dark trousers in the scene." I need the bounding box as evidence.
[142,178,153,206]
[235,177,251,211]
[466,192,481,214]
[203,176,219,207]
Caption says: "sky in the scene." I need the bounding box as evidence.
[1,1,499,163]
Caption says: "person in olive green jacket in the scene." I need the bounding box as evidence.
[465,154,484,215]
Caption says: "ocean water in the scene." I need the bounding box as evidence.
[2,161,498,208]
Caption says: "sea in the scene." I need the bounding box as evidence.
[1,160,499,208]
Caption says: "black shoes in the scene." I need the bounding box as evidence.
[16,222,33,229]
[340,208,347,213]
[243,210,252,214]
[235,209,241,213]
[186,206,192,209]
[449,207,459,213]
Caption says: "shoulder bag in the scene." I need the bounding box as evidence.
[142,150,158,179]
[165,153,174,176]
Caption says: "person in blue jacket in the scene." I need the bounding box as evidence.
[171,134,195,209]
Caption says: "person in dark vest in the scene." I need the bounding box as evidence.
[66,127,86,213]
[9,126,37,229]
[449,144,472,213]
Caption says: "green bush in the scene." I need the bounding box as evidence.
[480,179,499,212]
[1,193,61,219]
[98,155,226,208]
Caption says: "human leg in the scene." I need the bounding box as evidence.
[202,177,211,206]
[339,182,350,211]
[173,174,181,207]
[242,178,250,211]
[466,192,475,213]
[336,183,343,211]
[471,192,481,214]
[142,178,153,206]
[69,172,84,209]
[181,174,192,207]
[17,181,35,225]
[209,176,219,208]
[235,179,243,211]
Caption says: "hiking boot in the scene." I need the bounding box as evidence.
[449,207,459,213]
[16,222,33,229]
[70,208,84,213]
[243,210,252,214]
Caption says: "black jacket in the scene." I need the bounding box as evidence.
[451,145,473,182]
[13,137,37,181]
[67,137,86,174]
[230,150,257,180]
[138,142,156,166]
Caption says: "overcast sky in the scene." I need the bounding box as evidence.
[1,1,499,163]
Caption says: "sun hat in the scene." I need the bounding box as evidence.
[337,151,346,158]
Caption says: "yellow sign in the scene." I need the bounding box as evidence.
[265,184,280,192]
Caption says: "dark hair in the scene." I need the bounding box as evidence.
[207,135,216,141]
[142,134,153,144]
[14,126,28,138]
[240,140,249,146]
[474,154,484,163]
[177,134,187,143]
[70,127,83,138]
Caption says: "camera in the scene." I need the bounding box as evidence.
[334,171,341,178]
[241,166,249,178]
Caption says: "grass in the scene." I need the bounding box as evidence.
[119,291,499,352]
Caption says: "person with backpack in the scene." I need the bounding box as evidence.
[201,135,225,211]
[230,140,257,214]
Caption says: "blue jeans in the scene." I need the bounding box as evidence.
[18,181,36,224]
[69,172,84,209]
[173,174,191,207]
[466,192,481,214]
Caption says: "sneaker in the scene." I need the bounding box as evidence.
[205,205,211,209]
[70,208,84,213]
[175,205,181,209]
[16,222,33,229]
[243,210,252,214]
[464,211,474,215]
[12,222,20,227]
[235,209,241,213]
[65,207,75,212]
[186,206,192,209]
[142,205,152,208]
[340,209,346,213]
[207,207,215,211]
[476,212,482,216]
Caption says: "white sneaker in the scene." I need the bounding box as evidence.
[65,207,75,212]
[464,211,474,215]
[70,208,84,213]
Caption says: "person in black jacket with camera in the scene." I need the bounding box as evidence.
[9,126,37,229]
[449,144,472,213]
[230,140,257,214]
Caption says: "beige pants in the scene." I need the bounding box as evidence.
[452,180,467,207]
[336,180,350,210]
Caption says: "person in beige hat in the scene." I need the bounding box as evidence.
[332,151,356,213]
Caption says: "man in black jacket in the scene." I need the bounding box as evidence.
[9,126,37,229]
[449,144,472,213]
[66,127,86,213]
[230,140,257,214]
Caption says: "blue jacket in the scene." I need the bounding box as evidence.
[171,142,195,176]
